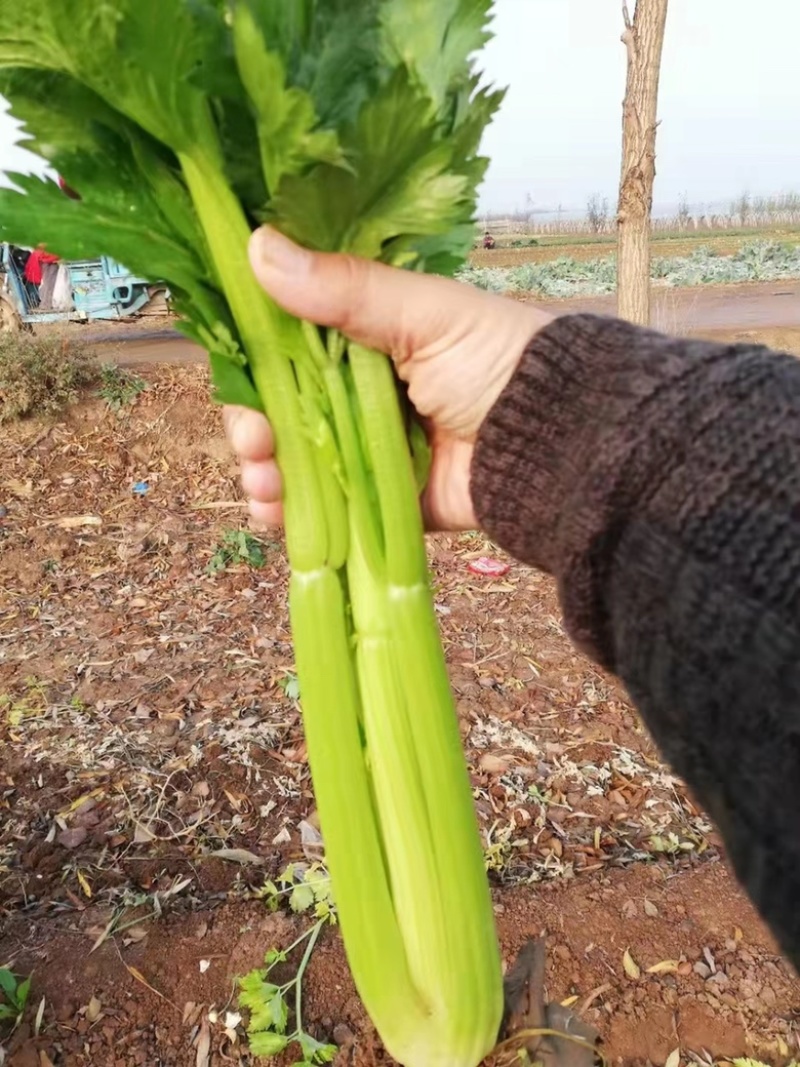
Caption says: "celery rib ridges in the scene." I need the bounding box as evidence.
[0,3,505,1063]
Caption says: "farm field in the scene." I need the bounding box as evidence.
[462,239,800,300]
[469,225,800,266]
[1,363,798,1066]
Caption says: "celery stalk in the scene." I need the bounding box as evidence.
[0,2,506,1062]
[179,148,503,1067]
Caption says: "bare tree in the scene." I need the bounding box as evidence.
[617,0,669,324]
[586,194,610,234]
[731,190,751,229]
[676,192,691,230]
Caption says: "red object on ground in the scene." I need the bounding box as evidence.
[468,557,510,577]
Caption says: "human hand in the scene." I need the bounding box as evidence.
[224,227,552,531]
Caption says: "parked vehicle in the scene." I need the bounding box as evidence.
[0,242,168,332]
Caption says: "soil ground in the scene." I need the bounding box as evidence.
[1,345,799,1066]
[469,230,800,268]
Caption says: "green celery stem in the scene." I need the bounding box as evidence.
[178,144,502,1066]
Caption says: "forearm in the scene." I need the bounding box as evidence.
[471,313,800,968]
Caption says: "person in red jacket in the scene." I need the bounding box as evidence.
[23,245,60,309]
[19,180,78,309]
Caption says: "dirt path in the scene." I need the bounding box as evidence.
[82,281,800,368]
[535,279,800,333]
[98,332,206,365]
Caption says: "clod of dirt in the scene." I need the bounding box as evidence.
[57,826,88,849]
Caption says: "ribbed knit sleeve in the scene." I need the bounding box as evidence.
[472,313,800,971]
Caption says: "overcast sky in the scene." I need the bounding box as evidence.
[481,0,800,215]
[2,0,799,215]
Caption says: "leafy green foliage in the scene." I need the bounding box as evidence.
[0,967,31,1029]
[458,240,800,297]
[231,5,348,195]
[239,0,383,129]
[97,364,146,411]
[0,0,226,151]
[279,673,301,702]
[271,74,464,255]
[259,862,336,923]
[0,0,500,411]
[0,67,219,316]
[0,333,95,424]
[207,529,269,574]
[0,677,47,727]
[380,0,494,109]
[239,889,336,1066]
[246,861,337,1060]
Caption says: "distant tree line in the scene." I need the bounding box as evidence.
[480,189,800,239]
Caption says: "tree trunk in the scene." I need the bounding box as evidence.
[617,0,669,325]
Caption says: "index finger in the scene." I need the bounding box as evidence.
[248,227,487,373]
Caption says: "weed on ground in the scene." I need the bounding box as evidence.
[0,333,95,423]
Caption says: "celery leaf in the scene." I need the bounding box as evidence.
[380,0,495,108]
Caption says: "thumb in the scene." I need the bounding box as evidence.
[248,226,475,366]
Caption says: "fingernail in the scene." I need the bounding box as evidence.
[251,226,312,275]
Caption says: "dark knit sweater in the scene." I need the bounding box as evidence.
[471,313,800,971]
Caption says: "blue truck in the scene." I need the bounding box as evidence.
[0,243,168,332]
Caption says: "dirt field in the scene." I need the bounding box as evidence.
[469,231,800,268]
[1,364,798,1067]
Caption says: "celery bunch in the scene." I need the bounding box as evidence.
[0,4,504,1063]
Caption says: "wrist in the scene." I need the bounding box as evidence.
[469,313,621,574]
[487,304,554,415]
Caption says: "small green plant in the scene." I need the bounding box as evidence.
[483,821,516,874]
[97,363,146,410]
[242,864,337,1064]
[206,529,268,574]
[278,673,301,702]
[0,967,31,1030]
[0,677,47,727]
[734,1061,800,1067]
[0,334,94,423]
[649,831,699,855]
[239,936,336,1064]
[527,784,553,810]
[259,863,336,924]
